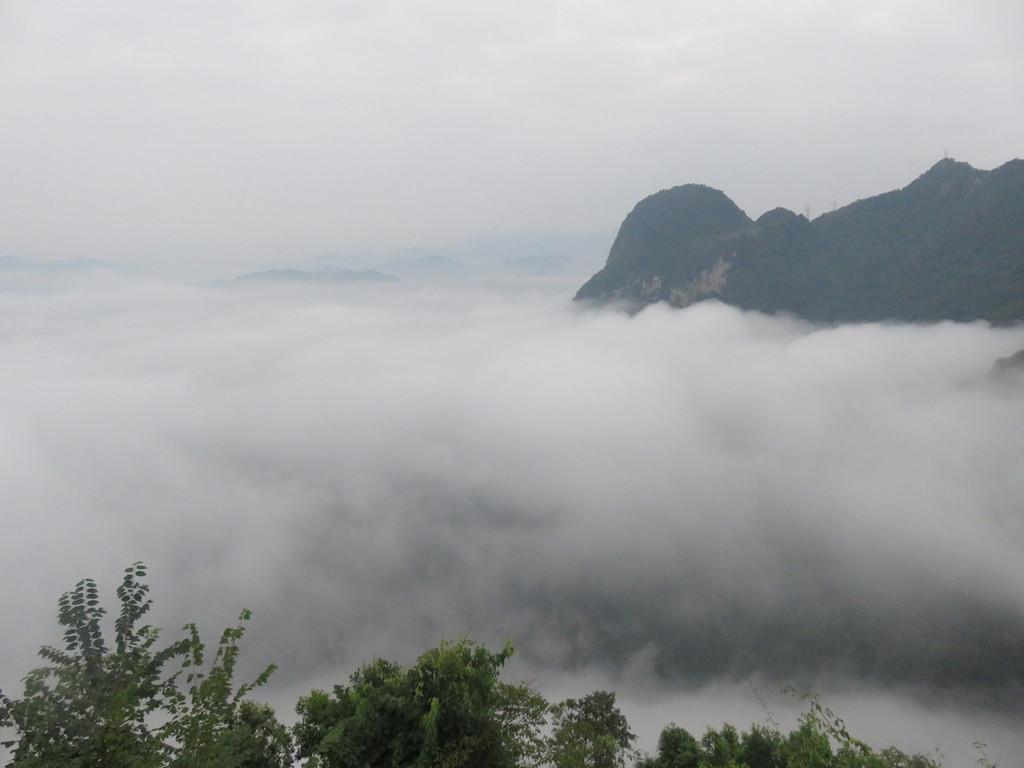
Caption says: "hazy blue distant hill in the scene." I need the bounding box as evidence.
[305,228,611,280]
[575,158,1024,324]
[230,268,397,285]
[994,348,1024,381]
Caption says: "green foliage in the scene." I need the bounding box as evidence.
[548,690,637,768]
[160,610,284,767]
[294,638,527,768]
[636,724,704,768]
[780,688,942,768]
[0,563,291,768]
[0,568,967,768]
[294,642,645,768]
[741,724,785,768]
[637,722,787,768]
[219,700,296,768]
[495,681,549,768]
[637,689,943,768]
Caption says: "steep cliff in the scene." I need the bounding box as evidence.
[575,159,1024,324]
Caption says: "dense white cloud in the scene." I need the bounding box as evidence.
[1,1,1022,271]
[2,3,1023,761]
[1,276,1023,763]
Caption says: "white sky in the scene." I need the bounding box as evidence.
[1,0,1023,270]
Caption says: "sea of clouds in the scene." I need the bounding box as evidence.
[1,273,1022,764]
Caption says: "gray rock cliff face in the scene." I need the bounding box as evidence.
[576,184,752,308]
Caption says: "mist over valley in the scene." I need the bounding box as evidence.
[3,2,1024,762]
[1,263,1022,763]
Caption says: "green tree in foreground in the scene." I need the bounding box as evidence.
[294,638,536,768]
[0,563,291,768]
[548,690,637,768]
[293,638,640,768]
[0,566,960,768]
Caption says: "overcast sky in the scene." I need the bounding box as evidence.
[1,0,1023,273]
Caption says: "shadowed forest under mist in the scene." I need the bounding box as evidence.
[1,274,1023,764]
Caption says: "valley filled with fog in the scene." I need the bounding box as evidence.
[2,271,1023,765]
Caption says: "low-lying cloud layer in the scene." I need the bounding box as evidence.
[2,277,1023,763]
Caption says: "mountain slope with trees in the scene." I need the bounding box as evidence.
[574,159,1024,324]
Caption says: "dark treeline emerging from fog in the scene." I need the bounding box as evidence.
[0,278,1023,764]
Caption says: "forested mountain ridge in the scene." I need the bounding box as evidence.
[574,158,1024,324]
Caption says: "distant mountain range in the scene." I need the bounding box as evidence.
[575,158,1024,324]
[221,229,611,289]
[306,228,612,272]
[301,228,611,284]
[230,268,397,286]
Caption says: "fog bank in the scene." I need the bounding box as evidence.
[1,278,1022,763]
